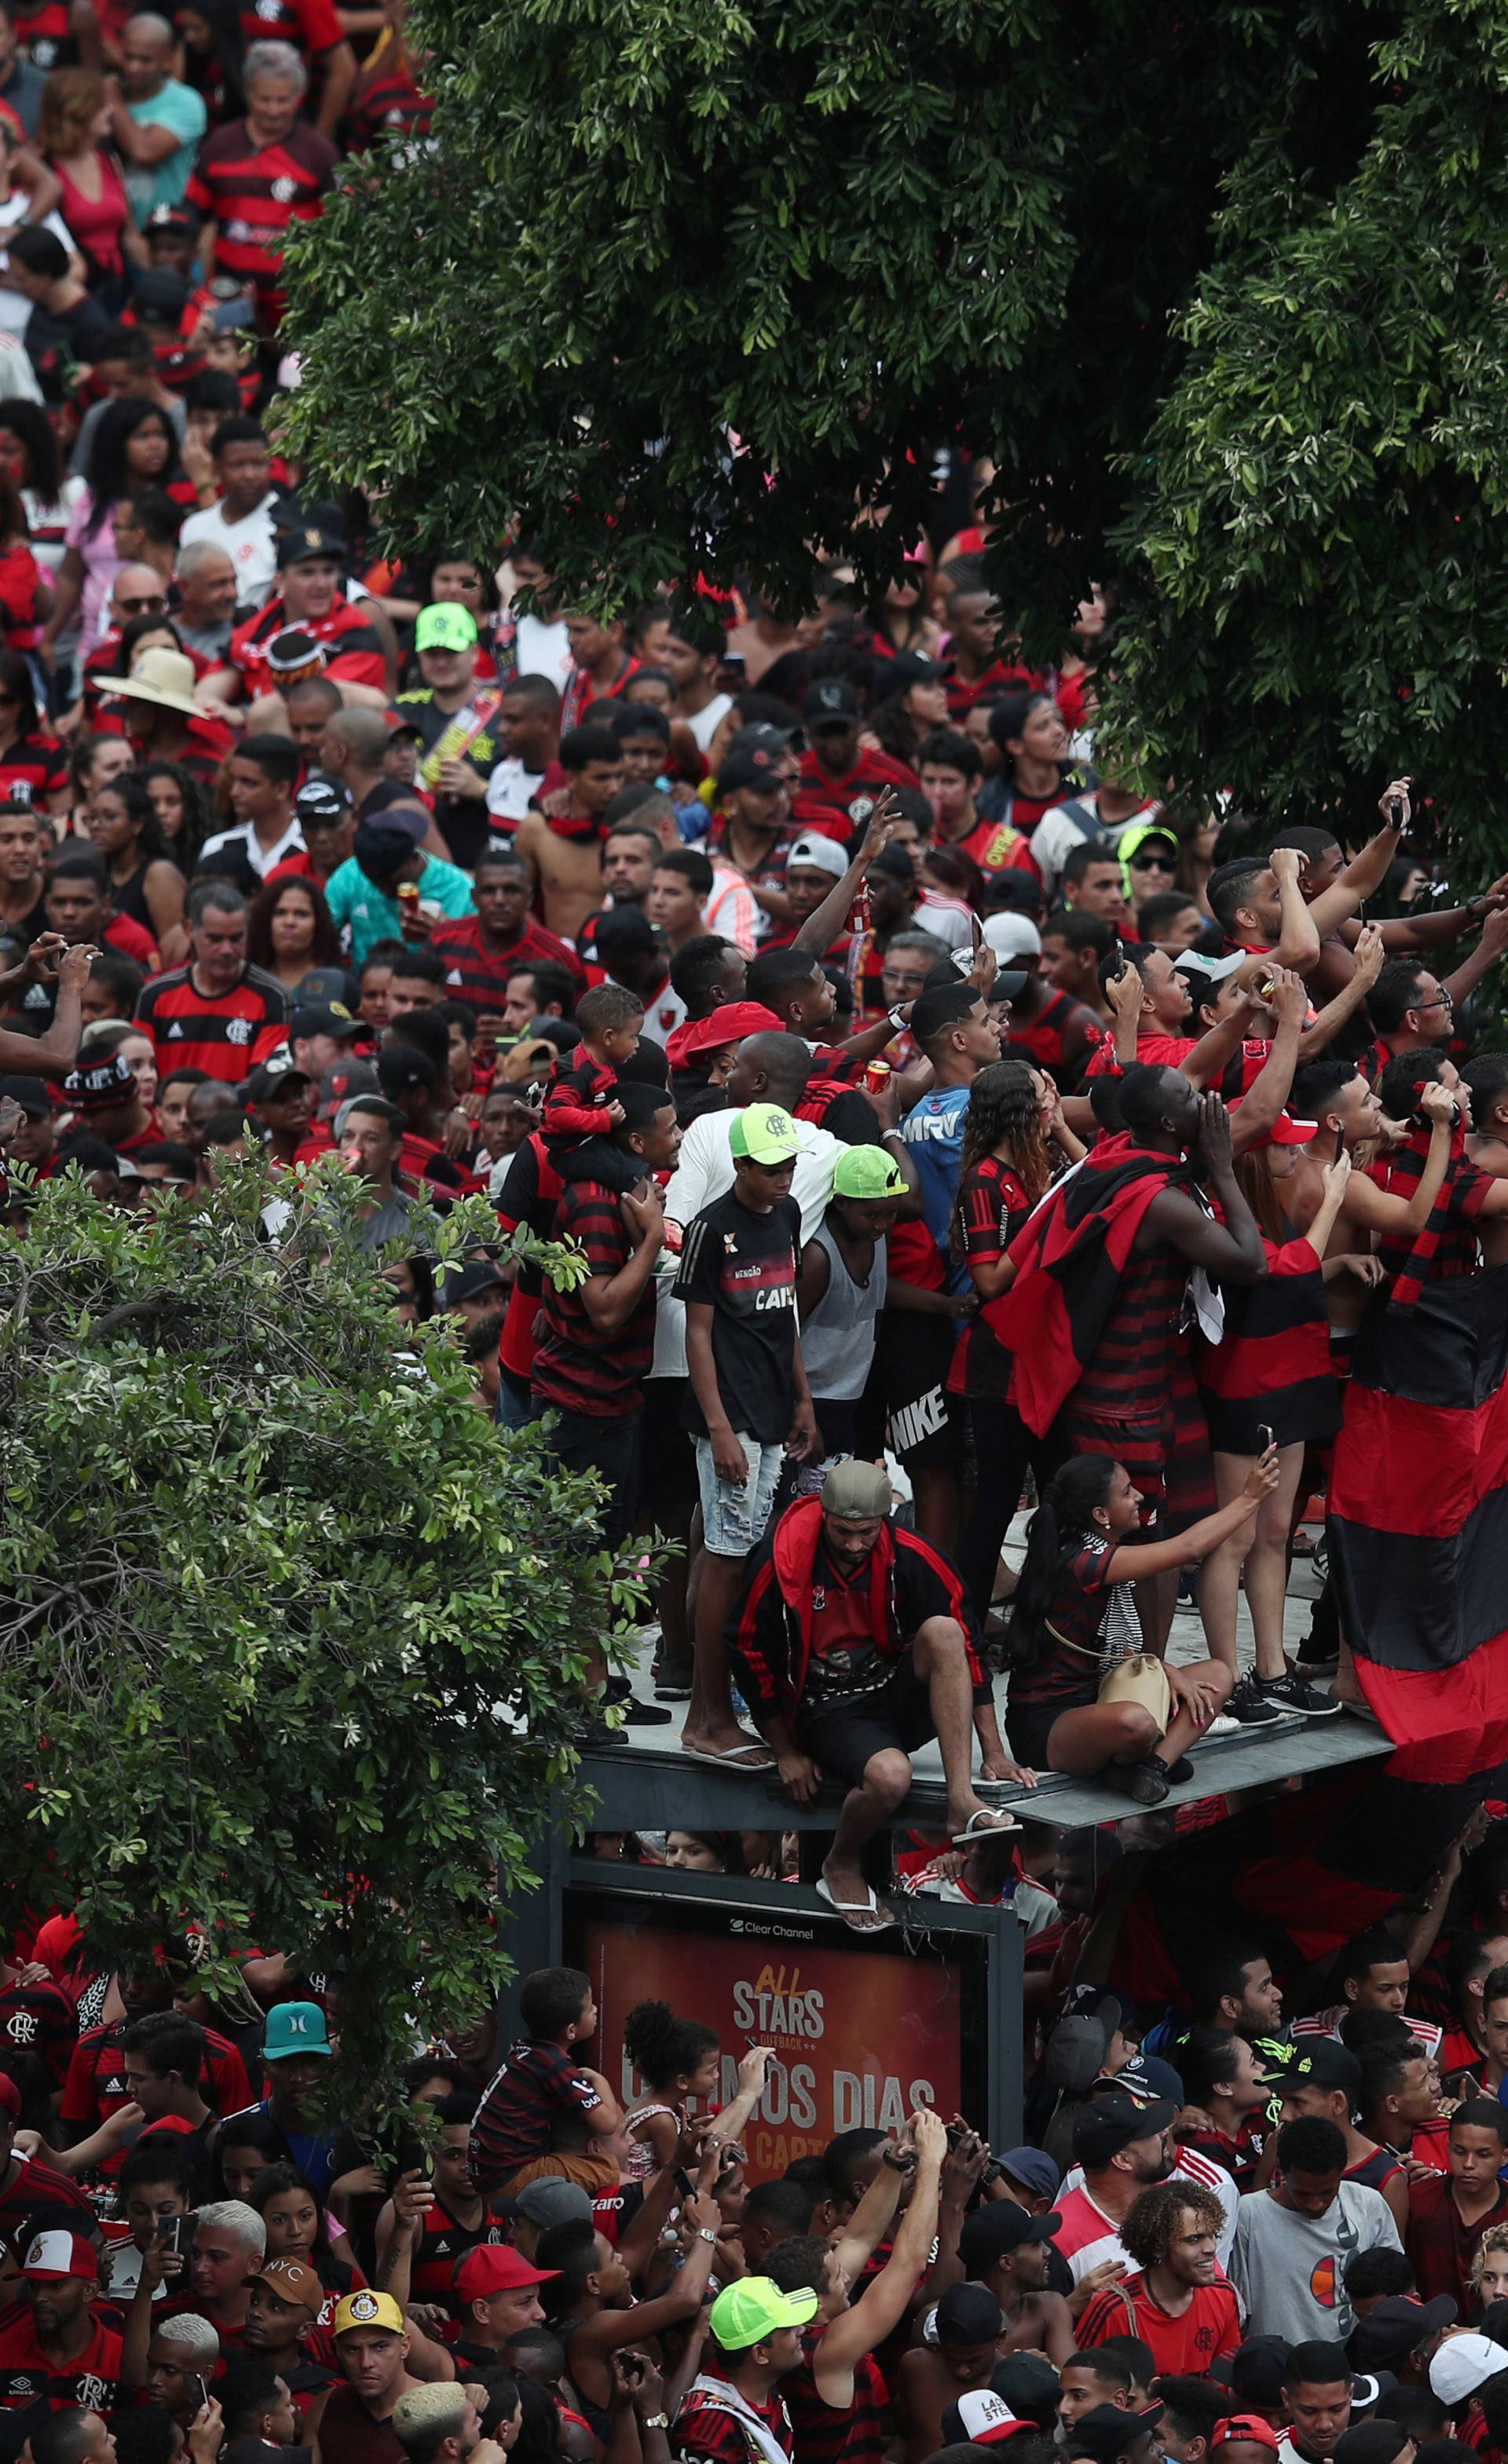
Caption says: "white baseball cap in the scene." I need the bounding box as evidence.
[983,912,1043,961]
[1429,2333,1508,2405]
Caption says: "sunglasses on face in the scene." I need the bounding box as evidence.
[118,594,167,613]
[1130,852,1176,872]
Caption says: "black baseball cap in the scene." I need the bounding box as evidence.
[959,2203,1063,2274]
[134,269,189,323]
[935,2283,1004,2347]
[719,741,786,795]
[803,678,861,726]
[377,1047,437,1095]
[244,1064,311,1104]
[1265,2042,1361,2100]
[992,2353,1063,2427]
[593,905,657,958]
[276,523,346,569]
[1349,2297,1457,2372]
[0,1074,50,1117]
[1210,2338,1290,2405]
[1071,2091,1176,2169]
[443,1259,507,1309]
[290,1004,360,1044]
[1068,2404,1163,2464]
[295,773,351,826]
[146,202,199,236]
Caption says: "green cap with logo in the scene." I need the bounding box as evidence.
[833,1146,905,1201]
[709,2276,819,2352]
[729,1103,799,1165]
[415,602,479,654]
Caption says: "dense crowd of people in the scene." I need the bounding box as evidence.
[2,16,1508,2464]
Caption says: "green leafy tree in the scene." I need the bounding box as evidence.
[0,1160,636,2111]
[289,0,1508,857]
[1104,0,1508,854]
[285,0,1331,613]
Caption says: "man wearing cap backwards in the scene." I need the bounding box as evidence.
[0,2228,129,2411]
[264,773,357,890]
[237,2255,336,2426]
[1265,2043,1411,2234]
[672,2276,818,2464]
[324,807,475,971]
[727,1456,1025,1932]
[320,2288,426,2463]
[791,680,917,844]
[1210,2417,1283,2464]
[395,605,508,871]
[210,528,388,709]
[953,2194,1075,2365]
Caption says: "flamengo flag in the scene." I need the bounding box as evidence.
[1329,1262,1508,1762]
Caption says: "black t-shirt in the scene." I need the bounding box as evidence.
[675,1189,801,1443]
[24,294,115,402]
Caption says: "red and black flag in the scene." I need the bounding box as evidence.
[990,1135,1182,1435]
[1329,1257,1508,1758]
[1113,1750,1503,2006]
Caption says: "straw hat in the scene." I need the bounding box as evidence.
[108,646,202,718]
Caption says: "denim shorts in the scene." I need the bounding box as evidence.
[694,1433,787,1557]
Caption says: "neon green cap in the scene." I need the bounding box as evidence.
[708,2276,819,2351]
[729,1103,799,1165]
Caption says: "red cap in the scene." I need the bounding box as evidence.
[1246,1113,1320,1151]
[1212,2422,1280,2454]
[137,2115,197,2138]
[664,1002,782,1070]
[23,2229,99,2283]
[0,2075,22,2119]
[456,2245,558,2303]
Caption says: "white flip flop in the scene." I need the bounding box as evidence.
[814,1877,896,1933]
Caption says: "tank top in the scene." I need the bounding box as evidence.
[800,1219,885,1402]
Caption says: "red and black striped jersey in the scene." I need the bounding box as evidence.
[430,915,585,1015]
[0,731,66,807]
[349,31,434,147]
[185,120,338,327]
[407,2192,511,2316]
[0,1978,75,2086]
[791,746,917,843]
[10,0,72,68]
[136,962,288,1080]
[237,0,340,53]
[228,593,384,701]
[782,2325,885,2464]
[532,1176,657,1417]
[60,2017,253,2177]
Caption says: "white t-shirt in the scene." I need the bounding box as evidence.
[179,495,279,610]
[0,196,73,336]
[687,692,733,752]
[485,759,544,822]
[514,610,572,689]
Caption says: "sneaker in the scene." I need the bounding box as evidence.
[1105,1757,1171,1806]
[1257,1669,1344,1719]
[1225,1671,1291,1727]
[652,1662,694,1701]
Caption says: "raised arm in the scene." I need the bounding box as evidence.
[792,791,897,956]
[1265,846,1322,972]
[1298,921,1385,1060]
[1229,969,1305,1150]
[814,2110,947,2404]
[1144,1095,1267,1281]
[1305,780,1409,937]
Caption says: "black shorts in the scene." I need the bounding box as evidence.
[637,1376,698,1519]
[1006,1687,1096,1771]
[864,1312,966,1471]
[796,1654,937,1788]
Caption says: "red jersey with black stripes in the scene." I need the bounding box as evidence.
[228,592,386,701]
[185,120,338,327]
[136,962,289,1080]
